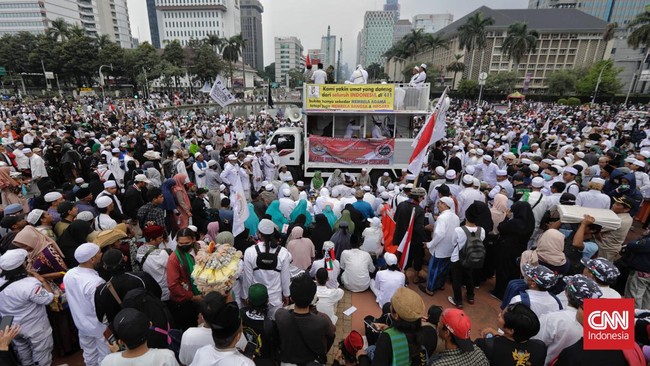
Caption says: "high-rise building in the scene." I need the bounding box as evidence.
[155,0,241,47]
[97,0,132,48]
[393,19,412,44]
[384,0,400,22]
[0,0,132,47]
[274,36,303,83]
[240,0,264,70]
[358,11,395,66]
[412,14,454,34]
[146,0,161,48]
[528,1,649,96]
[320,26,336,68]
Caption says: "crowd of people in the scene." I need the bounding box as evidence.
[0,95,648,366]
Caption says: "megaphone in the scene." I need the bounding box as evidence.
[286,107,303,122]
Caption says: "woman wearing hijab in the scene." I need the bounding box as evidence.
[13,225,67,276]
[285,214,307,244]
[286,227,315,271]
[124,160,141,186]
[520,228,570,294]
[0,166,28,212]
[311,214,333,259]
[172,173,192,230]
[490,194,509,235]
[145,167,162,188]
[56,220,94,268]
[334,210,356,234]
[215,231,235,246]
[344,203,366,240]
[266,200,288,229]
[311,171,324,191]
[204,222,220,243]
[322,206,337,228]
[480,193,509,283]
[492,200,536,299]
[326,169,344,189]
[244,203,259,237]
[331,221,352,260]
[290,199,313,226]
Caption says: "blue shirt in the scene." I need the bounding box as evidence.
[352,200,375,219]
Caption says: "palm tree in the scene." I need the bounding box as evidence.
[602,22,619,41]
[96,34,112,49]
[68,24,86,38]
[502,22,539,74]
[47,18,69,41]
[205,34,224,54]
[628,10,650,49]
[423,34,449,69]
[401,29,427,59]
[457,12,494,80]
[446,54,465,90]
[222,34,246,87]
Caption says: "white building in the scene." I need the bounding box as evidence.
[275,36,304,83]
[357,11,394,66]
[156,0,241,47]
[0,0,132,45]
[412,13,454,34]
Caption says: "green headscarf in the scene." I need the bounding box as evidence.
[312,171,324,191]
[334,210,355,233]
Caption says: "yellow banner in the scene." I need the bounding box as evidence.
[305,84,394,111]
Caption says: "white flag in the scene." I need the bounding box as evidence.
[232,190,250,237]
[209,75,236,107]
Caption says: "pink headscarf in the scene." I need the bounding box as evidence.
[490,193,509,234]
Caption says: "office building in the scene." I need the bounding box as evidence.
[528,0,649,95]
[96,0,132,48]
[146,0,161,48]
[390,6,611,92]
[240,0,264,70]
[393,19,412,44]
[155,0,241,47]
[358,11,395,66]
[384,0,400,22]
[413,13,454,34]
[274,36,304,83]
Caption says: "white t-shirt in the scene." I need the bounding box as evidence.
[311,69,327,85]
[510,290,563,318]
[190,345,254,366]
[100,349,178,366]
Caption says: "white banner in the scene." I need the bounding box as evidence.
[209,75,236,107]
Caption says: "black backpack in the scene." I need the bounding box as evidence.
[459,226,486,269]
[254,244,280,272]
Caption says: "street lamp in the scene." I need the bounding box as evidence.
[591,63,606,105]
[98,64,113,100]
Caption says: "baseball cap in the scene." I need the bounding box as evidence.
[440,308,474,353]
[563,274,603,307]
[581,257,620,284]
[391,287,425,322]
[411,187,426,196]
[3,203,22,216]
[523,264,559,289]
[248,283,269,307]
[113,308,150,349]
[134,174,151,184]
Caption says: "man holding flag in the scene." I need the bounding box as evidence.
[393,187,428,284]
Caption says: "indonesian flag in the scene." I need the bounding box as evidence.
[397,208,416,271]
[325,248,335,271]
[231,190,249,237]
[381,205,397,254]
[305,54,312,68]
[408,89,449,176]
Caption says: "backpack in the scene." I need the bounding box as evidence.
[121,288,182,360]
[520,290,563,311]
[459,226,485,269]
[254,244,281,272]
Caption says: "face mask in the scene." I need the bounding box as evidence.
[178,244,193,252]
[619,184,630,191]
[541,173,551,181]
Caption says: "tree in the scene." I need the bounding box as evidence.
[401,29,427,59]
[446,54,465,90]
[485,71,517,94]
[188,43,224,84]
[47,18,69,41]
[502,22,539,73]
[457,79,478,97]
[222,34,245,87]
[68,24,86,38]
[163,40,185,87]
[423,34,449,68]
[205,34,224,53]
[546,69,579,96]
[628,10,650,49]
[576,60,623,96]
[59,34,100,86]
[383,41,410,61]
[366,63,384,81]
[602,22,619,42]
[258,63,275,81]
[287,68,305,88]
[458,12,494,80]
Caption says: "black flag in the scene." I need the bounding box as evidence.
[267,81,274,108]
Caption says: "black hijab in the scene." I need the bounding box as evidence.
[465,201,493,234]
[58,219,94,268]
[311,214,333,259]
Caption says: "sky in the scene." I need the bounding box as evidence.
[126,0,527,68]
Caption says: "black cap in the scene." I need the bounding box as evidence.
[0,215,22,229]
[436,184,450,196]
[201,292,241,339]
[75,187,91,200]
[57,201,75,215]
[113,308,150,349]
[101,248,124,271]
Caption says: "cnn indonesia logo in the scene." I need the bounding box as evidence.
[583,298,635,350]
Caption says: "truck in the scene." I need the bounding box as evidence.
[267,82,432,183]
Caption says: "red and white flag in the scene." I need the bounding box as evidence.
[397,208,416,271]
[408,89,449,176]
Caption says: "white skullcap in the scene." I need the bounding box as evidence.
[575,152,585,159]
[21,148,31,154]
[476,149,484,155]
[465,165,475,175]
[96,196,113,208]
[473,178,481,187]
[219,184,226,192]
[265,184,274,191]
[591,177,606,185]
[384,252,398,266]
[363,185,371,192]
[462,175,474,185]
[26,209,45,225]
[634,160,646,167]
[44,192,63,203]
[228,154,237,160]
[103,181,117,189]
[322,241,335,250]
[445,170,456,180]
[194,152,202,158]
[75,178,85,184]
[383,172,389,177]
[74,243,100,264]
[496,170,507,176]
[282,188,291,197]
[564,167,578,175]
[111,148,120,153]
[0,249,28,271]
[439,197,454,209]
[207,159,218,166]
[283,174,293,182]
[258,219,275,235]
[435,166,445,176]
[521,158,532,165]
[640,151,650,158]
[531,177,545,188]
[483,155,493,162]
[530,164,540,172]
[297,181,304,187]
[77,211,95,222]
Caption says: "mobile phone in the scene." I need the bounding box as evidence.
[0,315,14,330]
[107,334,116,345]
[364,319,379,332]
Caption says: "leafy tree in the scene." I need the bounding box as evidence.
[602,22,619,42]
[502,22,539,73]
[287,68,305,88]
[47,18,69,41]
[163,40,185,67]
[423,34,449,69]
[485,71,517,93]
[457,79,478,97]
[401,29,427,58]
[98,41,126,78]
[59,34,100,86]
[188,43,224,84]
[222,34,246,86]
[446,54,465,90]
[575,60,622,96]
[628,10,650,49]
[546,69,578,96]
[205,34,224,53]
[458,12,494,79]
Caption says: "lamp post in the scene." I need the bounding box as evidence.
[98,64,113,100]
[591,63,606,105]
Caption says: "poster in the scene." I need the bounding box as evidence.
[308,136,395,164]
[209,74,235,107]
[305,84,394,111]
